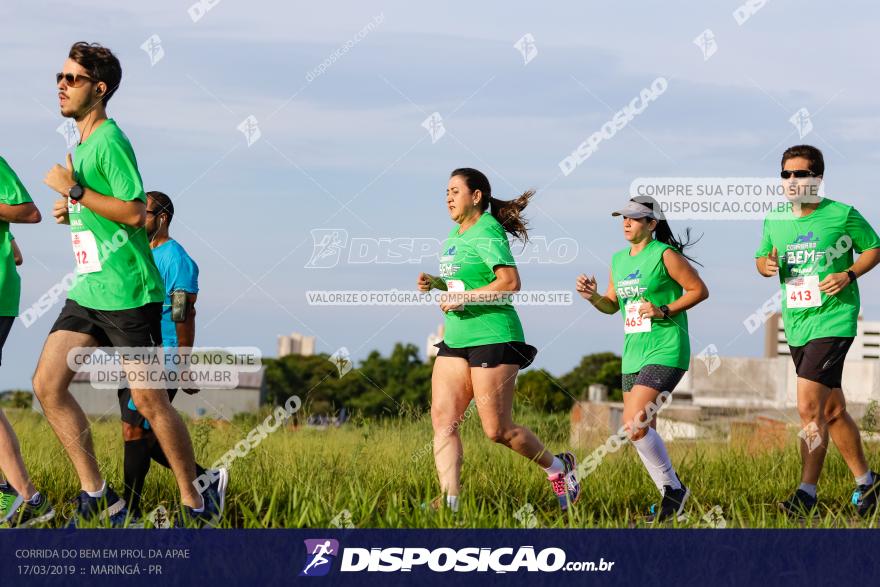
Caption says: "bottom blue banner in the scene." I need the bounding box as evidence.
[1,529,875,586]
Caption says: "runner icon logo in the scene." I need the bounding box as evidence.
[306,229,349,269]
[300,539,340,577]
[794,232,817,244]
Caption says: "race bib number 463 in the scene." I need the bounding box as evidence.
[71,230,102,274]
[624,301,651,333]
[785,275,821,309]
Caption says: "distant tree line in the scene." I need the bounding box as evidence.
[263,345,622,418]
[0,390,33,409]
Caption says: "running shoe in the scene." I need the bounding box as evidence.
[174,505,214,528]
[175,470,226,528]
[647,477,690,523]
[0,484,23,524]
[852,471,880,518]
[174,496,222,529]
[548,452,580,512]
[5,493,55,528]
[66,486,129,528]
[778,488,818,519]
[207,468,229,519]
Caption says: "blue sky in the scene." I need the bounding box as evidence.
[2,0,880,389]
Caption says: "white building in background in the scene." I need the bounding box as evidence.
[765,312,880,359]
[36,369,267,420]
[426,324,444,360]
[644,311,880,414]
[277,332,316,358]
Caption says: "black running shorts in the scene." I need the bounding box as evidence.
[50,299,162,348]
[788,336,854,389]
[435,340,537,369]
[0,316,13,365]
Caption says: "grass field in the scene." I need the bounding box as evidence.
[4,406,879,529]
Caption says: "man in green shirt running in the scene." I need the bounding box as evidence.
[756,144,880,518]
[0,158,56,527]
[32,42,220,527]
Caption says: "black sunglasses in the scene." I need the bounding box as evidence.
[780,169,817,179]
[56,72,94,86]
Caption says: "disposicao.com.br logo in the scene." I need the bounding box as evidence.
[300,540,614,575]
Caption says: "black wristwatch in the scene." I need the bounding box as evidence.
[659,304,671,318]
[68,183,84,203]
[847,270,857,284]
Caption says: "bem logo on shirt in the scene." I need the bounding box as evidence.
[616,272,647,300]
[785,233,825,275]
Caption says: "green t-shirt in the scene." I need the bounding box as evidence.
[755,198,880,346]
[611,239,690,373]
[67,119,164,311]
[439,212,525,347]
[0,157,33,317]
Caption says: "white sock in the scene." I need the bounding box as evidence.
[543,456,564,477]
[192,495,206,513]
[855,471,874,487]
[446,495,459,512]
[633,445,666,493]
[85,481,106,498]
[632,429,680,491]
[798,483,817,498]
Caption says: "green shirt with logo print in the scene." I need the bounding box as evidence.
[439,212,525,348]
[756,198,880,346]
[611,239,690,373]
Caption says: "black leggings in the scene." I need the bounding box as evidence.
[622,365,686,393]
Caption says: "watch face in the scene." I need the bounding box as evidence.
[70,184,83,199]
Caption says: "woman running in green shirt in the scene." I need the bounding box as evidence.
[417,168,580,513]
[576,196,708,522]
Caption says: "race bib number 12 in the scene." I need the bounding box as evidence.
[785,275,821,309]
[71,230,102,274]
[624,301,651,334]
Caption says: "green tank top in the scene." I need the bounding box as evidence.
[611,239,690,373]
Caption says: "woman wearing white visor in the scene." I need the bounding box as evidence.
[576,197,708,522]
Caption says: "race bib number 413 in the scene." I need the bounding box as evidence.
[624,301,651,334]
[785,275,821,309]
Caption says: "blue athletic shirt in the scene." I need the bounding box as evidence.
[152,239,199,348]
[128,239,199,427]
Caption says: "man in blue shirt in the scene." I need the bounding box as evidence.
[117,191,227,524]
